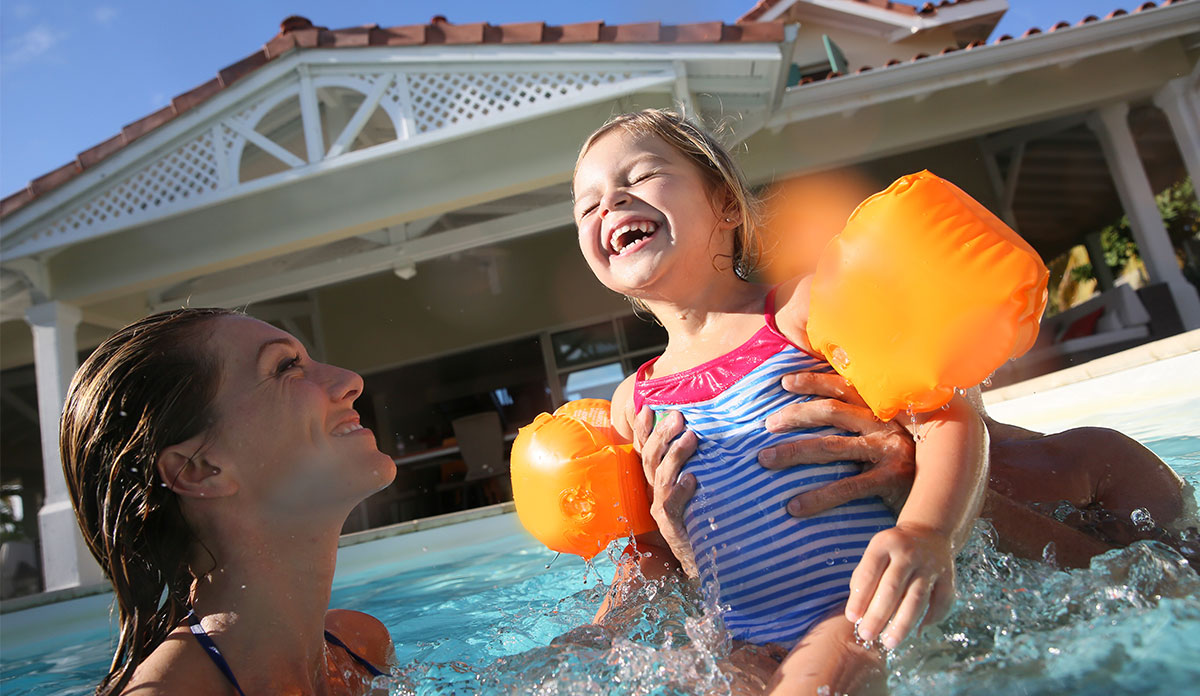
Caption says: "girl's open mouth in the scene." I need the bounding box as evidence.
[609,220,659,256]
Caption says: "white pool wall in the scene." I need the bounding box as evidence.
[984,329,1200,433]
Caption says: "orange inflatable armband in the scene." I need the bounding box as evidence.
[509,399,656,559]
[806,171,1048,420]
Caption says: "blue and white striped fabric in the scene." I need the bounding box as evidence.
[637,332,896,647]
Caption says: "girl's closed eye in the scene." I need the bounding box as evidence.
[276,355,301,374]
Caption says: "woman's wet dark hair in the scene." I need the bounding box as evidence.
[60,307,238,694]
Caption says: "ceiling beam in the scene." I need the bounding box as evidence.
[152,201,572,311]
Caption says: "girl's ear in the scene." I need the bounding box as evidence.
[717,193,741,231]
[156,435,238,499]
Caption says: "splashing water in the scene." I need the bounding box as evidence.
[357,518,1200,696]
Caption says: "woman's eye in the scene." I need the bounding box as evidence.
[276,356,301,374]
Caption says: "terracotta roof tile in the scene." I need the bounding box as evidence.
[263,31,298,59]
[550,22,604,43]
[171,77,222,116]
[379,24,429,45]
[0,189,33,218]
[666,22,724,43]
[29,162,83,196]
[497,22,546,43]
[76,134,127,169]
[121,105,178,143]
[217,50,270,87]
[600,22,662,42]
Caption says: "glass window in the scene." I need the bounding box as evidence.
[618,314,667,353]
[562,362,625,402]
[551,323,619,368]
[550,315,667,406]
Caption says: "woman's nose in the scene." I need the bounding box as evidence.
[324,363,364,402]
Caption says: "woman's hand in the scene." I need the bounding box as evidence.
[633,406,700,577]
[758,372,917,516]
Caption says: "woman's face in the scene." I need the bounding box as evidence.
[198,316,395,518]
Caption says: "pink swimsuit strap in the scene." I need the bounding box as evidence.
[633,287,806,412]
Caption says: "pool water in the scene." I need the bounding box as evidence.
[3,401,1198,695]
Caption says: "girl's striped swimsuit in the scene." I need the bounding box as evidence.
[633,293,896,647]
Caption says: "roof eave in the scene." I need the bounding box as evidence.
[0,42,786,259]
[768,2,1200,127]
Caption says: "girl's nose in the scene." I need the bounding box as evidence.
[599,189,631,218]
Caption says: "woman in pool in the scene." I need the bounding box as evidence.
[61,308,396,695]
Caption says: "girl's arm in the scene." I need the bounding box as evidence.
[773,277,989,646]
[845,398,988,647]
[595,378,699,624]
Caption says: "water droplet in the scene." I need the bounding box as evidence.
[825,557,836,566]
[830,345,850,369]
[118,410,127,417]
[1052,501,1077,522]
[1130,507,1155,532]
[1041,542,1057,566]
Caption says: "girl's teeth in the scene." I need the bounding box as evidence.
[609,221,658,253]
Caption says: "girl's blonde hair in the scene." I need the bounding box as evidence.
[575,109,763,279]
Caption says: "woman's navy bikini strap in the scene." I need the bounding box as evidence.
[185,610,386,693]
[322,628,387,677]
[186,611,248,696]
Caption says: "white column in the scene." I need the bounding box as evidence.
[1088,102,1200,330]
[25,301,104,591]
[1152,78,1200,193]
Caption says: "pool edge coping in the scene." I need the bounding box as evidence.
[983,329,1200,404]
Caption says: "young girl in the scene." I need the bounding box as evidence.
[572,110,988,695]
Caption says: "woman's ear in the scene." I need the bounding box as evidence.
[156,435,238,499]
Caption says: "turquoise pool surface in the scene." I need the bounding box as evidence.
[3,397,1198,695]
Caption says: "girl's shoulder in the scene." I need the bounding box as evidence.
[769,275,815,352]
[609,373,638,442]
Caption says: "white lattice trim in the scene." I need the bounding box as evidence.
[9,67,671,257]
[27,130,223,248]
[402,70,651,133]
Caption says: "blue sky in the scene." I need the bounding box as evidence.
[0,0,1127,197]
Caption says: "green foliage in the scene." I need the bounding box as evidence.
[1067,177,1197,283]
